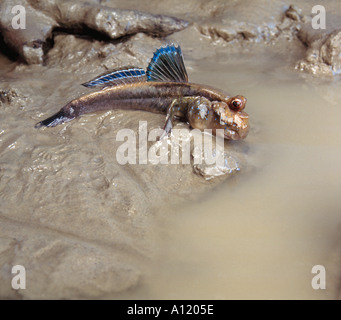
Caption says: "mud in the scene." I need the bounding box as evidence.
[0,0,188,64]
[0,0,341,299]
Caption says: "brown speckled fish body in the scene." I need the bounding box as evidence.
[36,45,249,140]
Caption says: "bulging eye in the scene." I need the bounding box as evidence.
[229,96,246,111]
[230,99,242,111]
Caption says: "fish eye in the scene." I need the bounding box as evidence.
[230,99,242,111]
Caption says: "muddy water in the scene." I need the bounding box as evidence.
[115,46,341,299]
[1,45,341,299]
[1,3,341,299]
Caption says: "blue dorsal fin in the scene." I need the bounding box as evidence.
[82,67,147,88]
[146,44,188,83]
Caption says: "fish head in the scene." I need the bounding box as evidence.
[212,95,249,140]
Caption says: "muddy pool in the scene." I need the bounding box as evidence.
[0,0,340,299]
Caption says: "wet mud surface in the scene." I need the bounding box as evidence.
[0,0,341,299]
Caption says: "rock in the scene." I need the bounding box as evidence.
[0,0,188,64]
[31,0,189,39]
[0,0,56,64]
[0,88,18,104]
[320,30,341,74]
[194,0,285,44]
[46,32,164,74]
[285,5,303,21]
[193,152,241,181]
[188,129,243,180]
[296,29,341,76]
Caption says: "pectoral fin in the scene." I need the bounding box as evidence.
[159,98,192,139]
[159,100,177,140]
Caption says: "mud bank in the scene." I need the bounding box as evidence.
[0,0,341,299]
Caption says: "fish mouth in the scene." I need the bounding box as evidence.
[224,127,246,140]
[224,128,249,140]
[224,128,240,140]
[224,118,249,140]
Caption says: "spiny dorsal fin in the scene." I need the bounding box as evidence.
[146,44,188,83]
[82,67,147,88]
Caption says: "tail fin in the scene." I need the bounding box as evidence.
[35,110,74,128]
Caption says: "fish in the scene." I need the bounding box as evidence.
[35,44,249,140]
